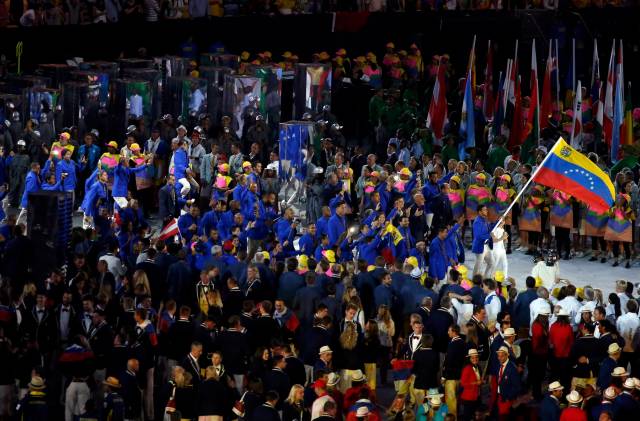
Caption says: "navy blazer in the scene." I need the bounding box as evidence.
[158,183,177,221]
[497,361,521,401]
[539,393,561,421]
[613,391,640,421]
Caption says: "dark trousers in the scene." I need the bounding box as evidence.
[461,399,479,421]
[528,353,547,400]
[555,227,571,258]
[613,241,631,260]
[591,236,606,251]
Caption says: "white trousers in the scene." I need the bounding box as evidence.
[473,245,495,278]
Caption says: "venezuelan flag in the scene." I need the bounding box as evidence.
[533,138,615,213]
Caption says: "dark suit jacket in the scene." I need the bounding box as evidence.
[424,308,454,353]
[218,329,250,375]
[443,337,467,379]
[497,361,521,401]
[412,347,440,390]
[158,184,177,221]
[539,393,561,421]
[284,355,306,387]
[264,368,290,410]
[88,321,114,369]
[166,319,195,361]
[181,354,202,386]
[250,403,281,421]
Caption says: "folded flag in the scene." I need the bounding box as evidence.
[159,218,180,240]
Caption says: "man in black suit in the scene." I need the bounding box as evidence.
[468,306,490,366]
[249,390,280,421]
[89,309,114,388]
[120,359,143,421]
[194,316,218,361]
[135,248,164,307]
[265,355,290,410]
[180,341,203,387]
[443,324,466,416]
[22,291,57,365]
[411,334,440,407]
[78,296,96,338]
[292,273,322,329]
[158,174,178,224]
[424,296,454,356]
[252,301,280,349]
[218,316,250,395]
[302,316,333,384]
[283,345,306,387]
[224,277,244,317]
[54,290,80,348]
[166,306,195,365]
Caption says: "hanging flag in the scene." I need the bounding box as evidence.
[159,218,180,240]
[587,39,600,124]
[459,67,475,160]
[564,38,576,109]
[522,40,540,164]
[508,76,523,149]
[570,80,583,149]
[483,40,494,121]
[533,138,615,212]
[603,40,616,148]
[492,71,505,138]
[467,35,477,94]
[553,39,561,114]
[611,60,624,162]
[427,57,449,145]
[540,40,553,131]
[623,82,633,146]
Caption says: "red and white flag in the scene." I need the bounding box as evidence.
[427,57,449,146]
[570,80,583,149]
[603,40,616,147]
[159,218,180,240]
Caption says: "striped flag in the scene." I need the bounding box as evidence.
[483,40,494,121]
[570,80,583,149]
[540,40,553,130]
[522,40,540,163]
[427,57,449,145]
[159,218,180,240]
[603,40,616,148]
[611,59,624,162]
[459,38,476,159]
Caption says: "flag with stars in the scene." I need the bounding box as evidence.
[533,137,615,213]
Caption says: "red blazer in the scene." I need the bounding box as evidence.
[459,363,481,401]
[549,322,574,358]
[559,407,588,421]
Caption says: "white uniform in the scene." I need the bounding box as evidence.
[491,226,508,278]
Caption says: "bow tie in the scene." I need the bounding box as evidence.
[412,336,420,341]
[85,314,92,319]
[37,309,44,314]
[62,308,69,312]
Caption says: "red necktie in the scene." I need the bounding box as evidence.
[499,365,504,382]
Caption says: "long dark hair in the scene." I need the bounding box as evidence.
[608,293,622,319]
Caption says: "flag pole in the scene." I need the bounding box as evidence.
[491,137,564,234]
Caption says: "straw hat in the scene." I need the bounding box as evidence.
[497,346,510,354]
[29,376,45,390]
[103,377,121,388]
[603,386,617,400]
[538,308,551,316]
[548,381,564,392]
[356,407,370,417]
[566,390,583,405]
[623,378,636,390]
[351,370,366,382]
[612,367,629,377]
[503,327,516,337]
[608,343,622,355]
[318,346,332,355]
[327,372,340,387]
[557,308,569,317]
[467,349,480,358]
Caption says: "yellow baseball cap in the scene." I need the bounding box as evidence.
[107,141,118,149]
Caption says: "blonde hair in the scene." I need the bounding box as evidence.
[285,384,304,404]
[207,289,223,308]
[204,366,218,380]
[133,270,151,296]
